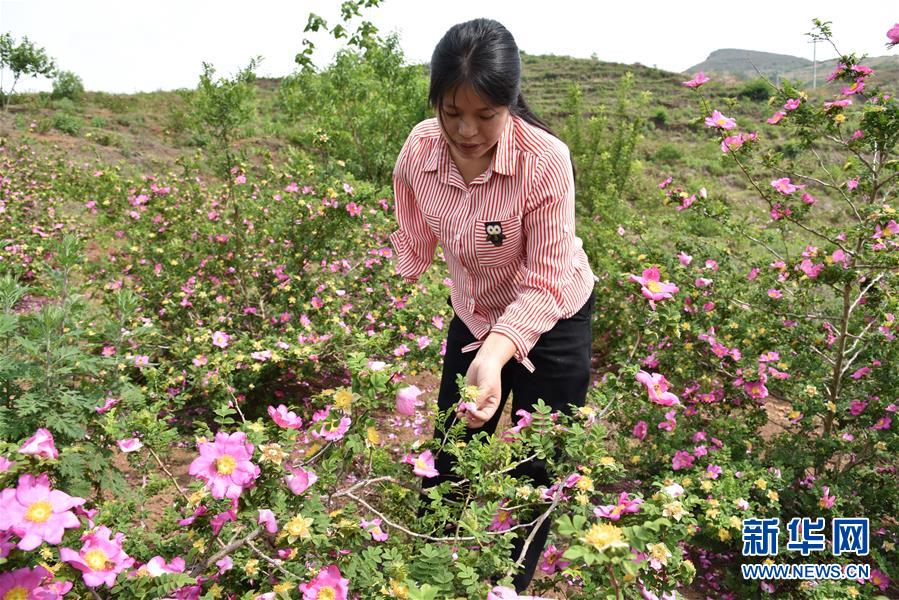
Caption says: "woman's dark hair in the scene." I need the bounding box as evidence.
[428,18,576,184]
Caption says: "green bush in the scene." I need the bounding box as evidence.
[653,143,682,163]
[51,111,81,135]
[279,31,430,183]
[650,107,669,128]
[51,69,84,101]
[737,79,772,102]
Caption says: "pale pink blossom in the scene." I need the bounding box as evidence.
[635,371,680,406]
[298,564,349,600]
[629,266,679,304]
[267,404,303,429]
[285,466,318,495]
[395,385,423,416]
[211,331,230,349]
[60,526,134,588]
[117,438,143,453]
[0,473,84,551]
[402,450,439,478]
[682,71,710,88]
[705,110,736,129]
[188,431,260,500]
[18,428,58,460]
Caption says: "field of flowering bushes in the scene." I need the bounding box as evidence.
[0,15,898,600]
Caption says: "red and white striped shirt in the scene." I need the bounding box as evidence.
[389,113,598,373]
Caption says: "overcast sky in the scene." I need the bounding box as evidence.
[1,0,896,94]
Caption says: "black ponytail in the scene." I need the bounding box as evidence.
[429,18,577,185]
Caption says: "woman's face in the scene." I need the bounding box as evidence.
[438,82,510,161]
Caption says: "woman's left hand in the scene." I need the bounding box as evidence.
[458,356,503,428]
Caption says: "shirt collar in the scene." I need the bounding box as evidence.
[422,113,518,177]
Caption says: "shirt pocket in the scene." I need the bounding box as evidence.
[421,211,443,240]
[474,216,522,269]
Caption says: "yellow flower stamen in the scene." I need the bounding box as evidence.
[25,501,52,523]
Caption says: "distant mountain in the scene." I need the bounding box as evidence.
[686,48,899,89]
[686,49,812,83]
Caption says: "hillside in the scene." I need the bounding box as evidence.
[687,47,899,89]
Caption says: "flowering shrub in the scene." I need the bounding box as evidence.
[2,12,898,600]
[590,20,899,598]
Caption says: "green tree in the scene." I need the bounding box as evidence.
[51,69,84,101]
[0,32,56,111]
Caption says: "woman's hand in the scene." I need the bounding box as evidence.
[458,355,503,428]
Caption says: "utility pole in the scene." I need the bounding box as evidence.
[808,38,818,90]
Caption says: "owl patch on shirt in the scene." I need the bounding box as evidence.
[484,221,505,247]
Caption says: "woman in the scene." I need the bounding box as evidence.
[389,17,598,593]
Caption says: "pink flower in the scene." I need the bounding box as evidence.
[360,517,389,541]
[502,409,533,441]
[143,556,186,576]
[850,366,871,380]
[488,586,552,600]
[298,564,349,600]
[784,98,801,110]
[743,380,769,399]
[770,177,805,195]
[678,251,693,266]
[705,110,736,129]
[767,288,782,299]
[706,464,722,479]
[671,450,695,470]
[846,176,860,190]
[629,266,679,304]
[658,176,673,189]
[234,174,246,185]
[267,404,303,429]
[872,220,899,239]
[211,331,230,349]
[310,415,352,441]
[60,525,134,588]
[799,259,823,279]
[257,509,279,534]
[870,416,891,430]
[841,78,865,96]
[0,566,52,597]
[819,486,836,509]
[215,556,233,574]
[635,371,680,406]
[539,544,570,575]
[18,428,58,460]
[488,500,518,532]
[633,420,648,440]
[192,354,208,367]
[133,355,150,368]
[0,456,14,472]
[117,438,143,453]
[682,71,710,88]
[888,23,899,47]
[850,129,864,141]
[395,385,423,416]
[402,450,439,478]
[720,131,757,153]
[869,568,890,592]
[801,192,816,205]
[594,492,644,520]
[285,466,318,495]
[824,99,852,110]
[766,111,786,124]
[188,431,260,500]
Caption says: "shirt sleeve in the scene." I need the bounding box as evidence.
[388,132,439,285]
[490,143,577,372]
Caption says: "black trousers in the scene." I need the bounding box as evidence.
[418,289,595,593]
